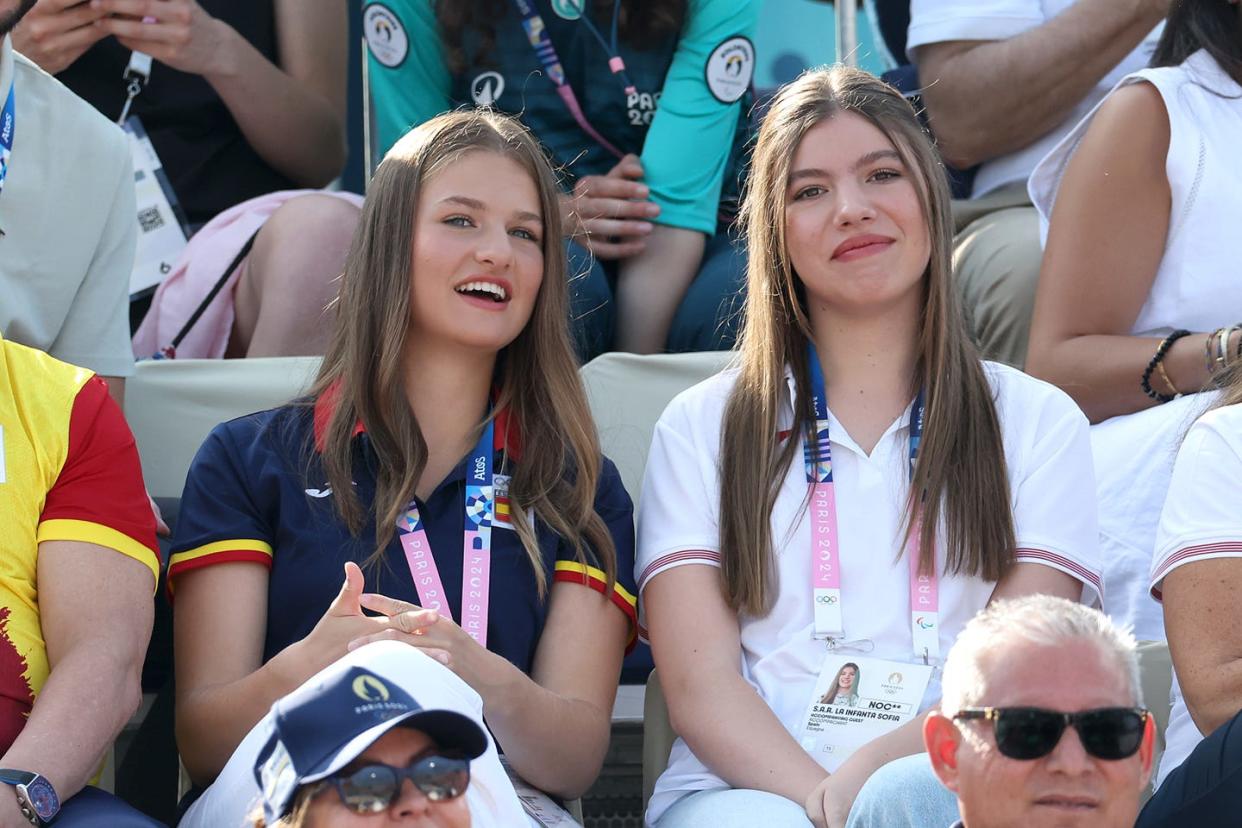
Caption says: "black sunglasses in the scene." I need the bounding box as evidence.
[322,755,471,814]
[953,707,1148,761]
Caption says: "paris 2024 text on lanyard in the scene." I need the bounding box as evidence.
[797,344,936,772]
[395,419,496,647]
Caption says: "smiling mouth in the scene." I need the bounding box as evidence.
[454,281,508,303]
[833,240,893,261]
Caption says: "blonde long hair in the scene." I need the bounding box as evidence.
[311,110,616,595]
[719,67,1015,615]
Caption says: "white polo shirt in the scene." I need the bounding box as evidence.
[636,361,1101,823]
[1149,403,1242,789]
[906,0,1160,198]
[0,36,135,377]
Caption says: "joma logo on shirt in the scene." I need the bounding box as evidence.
[305,481,355,498]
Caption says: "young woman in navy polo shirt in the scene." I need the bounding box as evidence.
[636,68,1102,827]
[167,110,638,811]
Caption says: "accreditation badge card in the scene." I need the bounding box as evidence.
[123,116,189,298]
[499,758,580,826]
[798,653,933,772]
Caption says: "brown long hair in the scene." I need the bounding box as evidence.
[719,67,1015,616]
[311,110,616,595]
[436,0,687,75]
[1152,0,1242,86]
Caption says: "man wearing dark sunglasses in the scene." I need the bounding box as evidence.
[923,595,1155,828]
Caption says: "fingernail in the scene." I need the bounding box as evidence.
[646,204,661,216]
[636,185,650,197]
[637,222,654,234]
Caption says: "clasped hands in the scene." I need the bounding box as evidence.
[300,562,503,692]
[805,757,875,828]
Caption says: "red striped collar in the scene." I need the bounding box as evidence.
[312,380,521,459]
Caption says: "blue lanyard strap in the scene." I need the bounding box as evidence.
[513,0,568,87]
[509,0,630,158]
[0,81,15,200]
[464,418,496,532]
[805,343,924,481]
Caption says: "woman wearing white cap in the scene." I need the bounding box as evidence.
[241,641,530,828]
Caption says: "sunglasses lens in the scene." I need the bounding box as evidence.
[411,757,470,801]
[994,709,1065,760]
[1078,709,1146,760]
[338,765,400,813]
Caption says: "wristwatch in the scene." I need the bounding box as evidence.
[0,770,59,826]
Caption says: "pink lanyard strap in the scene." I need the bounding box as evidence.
[806,346,940,662]
[396,419,495,646]
[512,0,629,160]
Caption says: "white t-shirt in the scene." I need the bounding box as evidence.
[1149,403,1242,788]
[0,35,136,377]
[636,362,1102,823]
[906,0,1161,198]
[178,642,533,828]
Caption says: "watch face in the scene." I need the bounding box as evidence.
[24,777,58,819]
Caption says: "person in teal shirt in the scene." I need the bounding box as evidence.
[364,0,758,357]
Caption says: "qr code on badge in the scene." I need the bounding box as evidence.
[138,206,165,233]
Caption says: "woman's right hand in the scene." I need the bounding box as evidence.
[11,0,109,75]
[286,562,389,677]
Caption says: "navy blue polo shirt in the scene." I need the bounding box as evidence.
[169,400,637,671]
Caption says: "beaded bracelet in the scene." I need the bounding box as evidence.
[1143,329,1192,402]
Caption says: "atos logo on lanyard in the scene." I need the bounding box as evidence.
[0,81,15,201]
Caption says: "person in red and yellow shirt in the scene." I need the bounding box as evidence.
[0,330,163,826]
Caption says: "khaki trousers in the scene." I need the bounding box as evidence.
[951,181,1041,369]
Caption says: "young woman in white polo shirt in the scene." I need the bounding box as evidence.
[636,67,1103,827]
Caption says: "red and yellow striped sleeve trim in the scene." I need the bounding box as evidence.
[37,518,161,592]
[553,561,639,653]
[167,539,274,592]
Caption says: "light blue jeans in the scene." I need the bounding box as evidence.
[845,754,960,828]
[657,788,813,827]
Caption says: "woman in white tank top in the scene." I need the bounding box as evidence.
[1022,1,1242,645]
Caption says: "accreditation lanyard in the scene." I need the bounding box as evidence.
[805,346,940,663]
[117,51,153,125]
[396,419,496,647]
[0,80,14,200]
[510,0,629,160]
